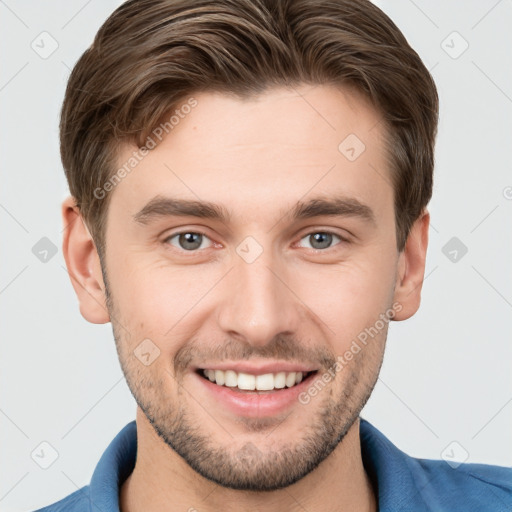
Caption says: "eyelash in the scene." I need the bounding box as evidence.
[162,229,350,254]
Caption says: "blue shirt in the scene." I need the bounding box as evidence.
[33,417,512,511]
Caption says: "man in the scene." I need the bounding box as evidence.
[36,0,512,510]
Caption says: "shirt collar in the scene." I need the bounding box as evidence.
[89,420,137,511]
[87,417,424,511]
[359,417,428,509]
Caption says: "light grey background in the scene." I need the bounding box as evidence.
[1,0,511,510]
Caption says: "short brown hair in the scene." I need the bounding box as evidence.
[60,0,439,258]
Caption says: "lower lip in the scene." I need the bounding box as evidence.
[194,371,318,418]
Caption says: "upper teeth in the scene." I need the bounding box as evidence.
[202,369,305,390]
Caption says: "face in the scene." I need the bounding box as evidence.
[99,84,402,490]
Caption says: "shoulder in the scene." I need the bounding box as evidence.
[30,420,137,512]
[31,485,91,512]
[359,418,512,510]
[410,456,512,506]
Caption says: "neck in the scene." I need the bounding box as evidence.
[120,409,377,512]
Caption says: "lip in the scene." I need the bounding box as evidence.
[193,360,318,375]
[193,369,319,418]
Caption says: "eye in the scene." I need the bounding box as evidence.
[297,231,347,251]
[164,231,213,252]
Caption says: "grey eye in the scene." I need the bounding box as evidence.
[299,232,342,250]
[166,232,211,251]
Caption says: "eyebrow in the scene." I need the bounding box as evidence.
[133,194,376,226]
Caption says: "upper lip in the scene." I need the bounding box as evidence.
[195,361,318,375]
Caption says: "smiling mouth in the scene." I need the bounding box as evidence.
[197,368,318,392]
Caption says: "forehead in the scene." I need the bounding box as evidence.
[109,84,393,228]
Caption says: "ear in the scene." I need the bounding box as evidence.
[392,209,430,321]
[61,195,110,324]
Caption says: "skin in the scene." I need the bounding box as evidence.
[62,84,429,512]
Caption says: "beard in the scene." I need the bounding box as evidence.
[103,268,386,491]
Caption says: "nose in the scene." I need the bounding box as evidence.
[216,246,303,348]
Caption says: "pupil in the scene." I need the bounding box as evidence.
[180,233,202,250]
[311,232,331,249]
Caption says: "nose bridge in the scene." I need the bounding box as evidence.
[217,242,300,346]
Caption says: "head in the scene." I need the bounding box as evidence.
[61,0,438,492]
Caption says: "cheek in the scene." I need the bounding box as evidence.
[108,259,219,339]
[300,254,396,344]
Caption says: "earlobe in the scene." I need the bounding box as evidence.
[392,209,430,321]
[61,195,110,324]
